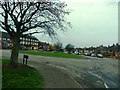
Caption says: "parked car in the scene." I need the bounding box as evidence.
[74,51,81,55]
[84,53,91,56]
[116,52,120,59]
[96,54,103,58]
[64,51,68,54]
[91,53,96,57]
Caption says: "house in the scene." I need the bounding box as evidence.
[38,42,49,51]
[0,31,11,49]
[20,35,39,50]
[0,31,39,50]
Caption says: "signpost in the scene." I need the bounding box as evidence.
[23,54,29,65]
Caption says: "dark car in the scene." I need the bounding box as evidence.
[84,53,91,56]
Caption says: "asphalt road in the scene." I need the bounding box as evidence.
[1,50,119,88]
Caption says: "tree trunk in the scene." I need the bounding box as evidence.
[10,37,20,67]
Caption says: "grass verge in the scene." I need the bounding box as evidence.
[2,59,44,89]
[20,50,84,59]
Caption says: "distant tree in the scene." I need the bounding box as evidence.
[65,44,74,54]
[116,43,120,52]
[0,0,71,67]
[95,46,101,54]
[48,44,54,51]
[54,42,62,51]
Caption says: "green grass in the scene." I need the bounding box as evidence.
[2,59,44,88]
[20,50,84,59]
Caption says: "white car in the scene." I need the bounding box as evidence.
[97,54,103,58]
[91,54,96,57]
[74,51,81,55]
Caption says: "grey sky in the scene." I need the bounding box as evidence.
[34,0,119,48]
[0,0,119,48]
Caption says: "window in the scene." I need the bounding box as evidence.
[23,41,25,44]
[25,42,27,45]
[7,38,10,41]
[20,41,23,44]
[8,43,10,46]
[2,38,6,40]
[20,42,21,44]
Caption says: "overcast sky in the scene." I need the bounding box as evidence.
[34,0,119,48]
[0,0,119,48]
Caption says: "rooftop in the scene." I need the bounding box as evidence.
[0,31,39,41]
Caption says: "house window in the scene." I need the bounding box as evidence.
[20,41,22,44]
[2,38,6,40]
[23,41,25,44]
[7,38,10,41]
[25,41,27,45]
[8,43,10,46]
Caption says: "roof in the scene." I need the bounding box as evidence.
[39,42,49,46]
[1,31,39,41]
[25,35,39,41]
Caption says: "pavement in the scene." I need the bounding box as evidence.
[1,50,119,88]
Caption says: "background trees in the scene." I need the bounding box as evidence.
[65,44,74,54]
[54,42,62,51]
[0,0,70,67]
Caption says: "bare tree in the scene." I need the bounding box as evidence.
[54,42,62,51]
[0,0,70,67]
[65,44,74,54]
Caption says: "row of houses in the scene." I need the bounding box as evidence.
[74,45,120,59]
[0,31,49,50]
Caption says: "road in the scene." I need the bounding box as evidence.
[1,50,119,88]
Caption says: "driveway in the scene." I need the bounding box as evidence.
[1,50,119,88]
